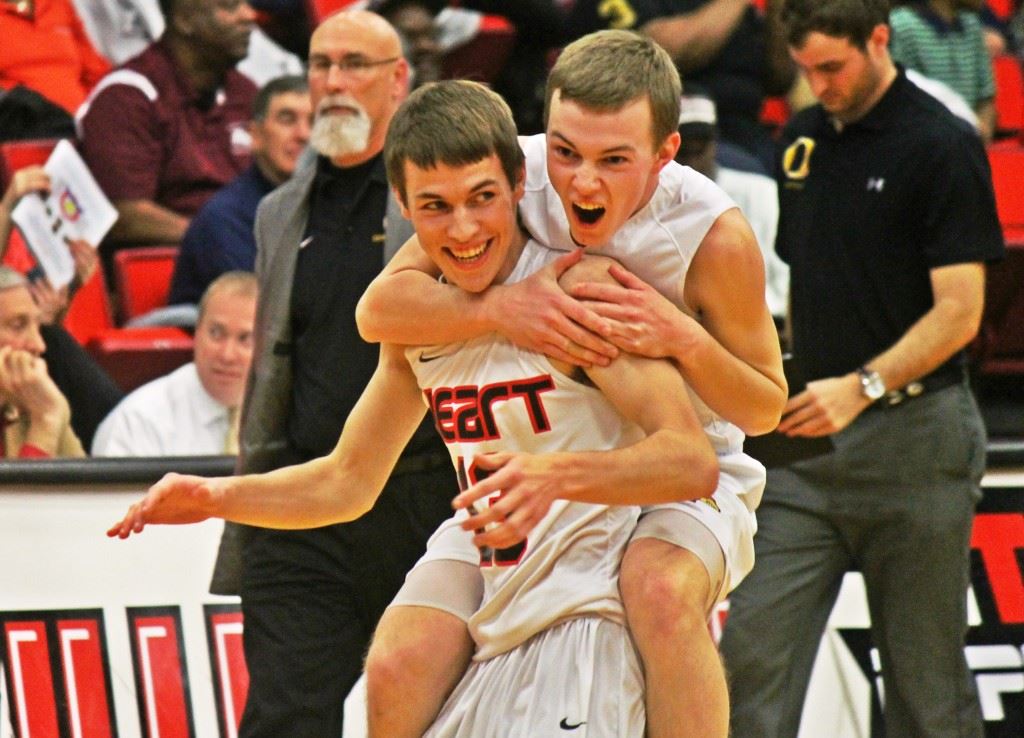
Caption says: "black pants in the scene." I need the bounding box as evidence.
[237,462,456,738]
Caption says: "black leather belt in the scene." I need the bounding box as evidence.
[392,451,451,476]
[870,367,964,410]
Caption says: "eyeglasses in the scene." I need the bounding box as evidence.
[308,55,400,79]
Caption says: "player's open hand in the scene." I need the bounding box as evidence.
[106,473,225,539]
[452,452,560,549]
[491,249,617,367]
[570,262,693,359]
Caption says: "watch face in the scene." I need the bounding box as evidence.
[860,370,885,400]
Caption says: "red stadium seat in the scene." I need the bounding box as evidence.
[113,246,179,323]
[987,144,1024,242]
[987,0,1017,21]
[759,96,790,135]
[442,15,516,85]
[63,269,116,345]
[86,326,194,393]
[305,0,360,23]
[0,138,60,191]
[974,239,1024,375]
[993,54,1024,138]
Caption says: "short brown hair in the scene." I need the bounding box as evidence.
[385,80,524,204]
[782,0,891,50]
[544,30,681,150]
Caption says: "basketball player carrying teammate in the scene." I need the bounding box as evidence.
[108,80,719,736]
[357,30,786,738]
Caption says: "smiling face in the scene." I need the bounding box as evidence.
[397,154,526,294]
[546,91,679,248]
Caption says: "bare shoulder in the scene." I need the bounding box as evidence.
[687,208,766,309]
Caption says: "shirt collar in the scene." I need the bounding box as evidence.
[190,363,234,430]
[822,65,908,135]
[316,151,386,179]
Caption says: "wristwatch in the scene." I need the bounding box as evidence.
[857,367,886,401]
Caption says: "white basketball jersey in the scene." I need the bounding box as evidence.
[407,240,643,660]
[518,133,747,458]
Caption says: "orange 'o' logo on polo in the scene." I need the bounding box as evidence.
[782,137,816,180]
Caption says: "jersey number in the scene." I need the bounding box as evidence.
[456,456,527,567]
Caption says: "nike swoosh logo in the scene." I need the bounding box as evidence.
[559,718,586,730]
[418,352,449,363]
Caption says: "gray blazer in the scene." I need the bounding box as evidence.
[210,156,414,594]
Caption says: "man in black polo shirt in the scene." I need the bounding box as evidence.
[208,10,455,737]
[719,1,1003,736]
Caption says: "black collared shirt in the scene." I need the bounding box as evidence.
[776,69,1004,382]
[286,154,438,461]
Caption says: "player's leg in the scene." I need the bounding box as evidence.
[364,514,483,738]
[366,601,475,738]
[620,527,727,738]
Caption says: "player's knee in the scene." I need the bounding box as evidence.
[621,552,710,636]
[365,628,434,695]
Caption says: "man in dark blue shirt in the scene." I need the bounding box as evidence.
[168,75,311,305]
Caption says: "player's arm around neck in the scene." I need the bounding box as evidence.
[678,208,787,435]
[453,257,718,549]
[357,235,494,344]
[357,235,616,366]
[108,344,428,538]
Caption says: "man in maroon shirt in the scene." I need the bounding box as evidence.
[77,0,258,248]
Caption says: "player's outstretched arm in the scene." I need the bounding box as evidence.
[453,256,718,550]
[356,234,616,366]
[106,344,428,539]
[571,209,787,435]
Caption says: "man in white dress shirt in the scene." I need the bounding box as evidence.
[92,271,257,456]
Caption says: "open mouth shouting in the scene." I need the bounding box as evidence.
[572,202,605,225]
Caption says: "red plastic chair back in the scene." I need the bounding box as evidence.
[305,0,359,23]
[993,54,1024,137]
[988,144,1024,237]
[0,138,60,191]
[987,0,1017,21]
[113,246,179,323]
[86,327,194,393]
[63,269,116,345]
